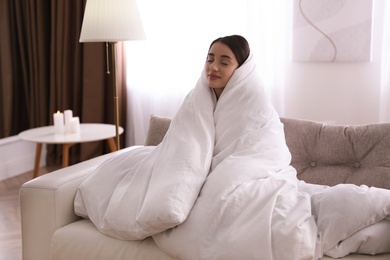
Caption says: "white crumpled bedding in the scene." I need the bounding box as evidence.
[74,54,390,260]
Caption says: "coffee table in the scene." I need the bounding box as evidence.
[18,123,124,178]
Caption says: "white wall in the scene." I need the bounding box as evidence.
[0,136,46,181]
[283,61,382,125]
[281,0,389,126]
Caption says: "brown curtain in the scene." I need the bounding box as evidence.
[0,0,15,137]
[0,1,50,137]
[0,0,127,166]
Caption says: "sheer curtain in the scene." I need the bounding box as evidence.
[125,0,291,146]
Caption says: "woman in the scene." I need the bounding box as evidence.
[152,36,314,259]
[76,34,314,259]
[205,35,250,98]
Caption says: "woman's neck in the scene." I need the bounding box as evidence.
[213,88,224,99]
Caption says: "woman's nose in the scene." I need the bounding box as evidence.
[210,61,218,71]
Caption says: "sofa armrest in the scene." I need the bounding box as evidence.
[20,146,141,260]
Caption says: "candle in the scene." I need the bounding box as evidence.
[64,109,73,134]
[70,117,80,134]
[53,111,64,135]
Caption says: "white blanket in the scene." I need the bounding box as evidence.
[74,54,390,260]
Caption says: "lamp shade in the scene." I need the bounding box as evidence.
[80,0,146,42]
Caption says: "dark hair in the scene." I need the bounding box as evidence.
[209,35,250,67]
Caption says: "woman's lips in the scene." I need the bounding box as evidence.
[209,74,220,80]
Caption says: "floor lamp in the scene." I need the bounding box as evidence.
[79,0,145,150]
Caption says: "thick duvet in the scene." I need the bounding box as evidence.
[74,54,390,259]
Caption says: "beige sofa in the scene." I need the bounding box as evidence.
[20,117,390,260]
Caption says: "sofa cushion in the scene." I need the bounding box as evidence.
[52,219,390,260]
[281,118,390,189]
[52,219,175,260]
[144,114,172,146]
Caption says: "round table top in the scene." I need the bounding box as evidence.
[18,123,124,144]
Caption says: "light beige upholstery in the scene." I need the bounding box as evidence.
[52,220,174,260]
[20,116,390,260]
[281,117,390,189]
[144,114,172,146]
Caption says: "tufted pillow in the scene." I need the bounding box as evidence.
[144,114,172,146]
[281,117,390,189]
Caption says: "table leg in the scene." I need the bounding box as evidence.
[62,143,75,168]
[33,143,42,178]
[107,138,117,152]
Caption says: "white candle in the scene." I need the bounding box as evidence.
[70,117,80,134]
[53,111,64,135]
[64,109,73,134]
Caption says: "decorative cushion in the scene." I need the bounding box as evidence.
[144,114,172,146]
[281,117,390,189]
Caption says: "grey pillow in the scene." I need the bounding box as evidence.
[144,114,172,146]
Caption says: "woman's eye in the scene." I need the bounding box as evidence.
[221,62,228,66]
[206,59,214,63]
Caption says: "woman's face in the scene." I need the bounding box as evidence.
[205,42,239,98]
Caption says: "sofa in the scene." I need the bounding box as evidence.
[20,116,390,260]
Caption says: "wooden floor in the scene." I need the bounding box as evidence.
[0,167,59,260]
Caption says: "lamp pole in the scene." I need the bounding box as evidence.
[110,42,120,150]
